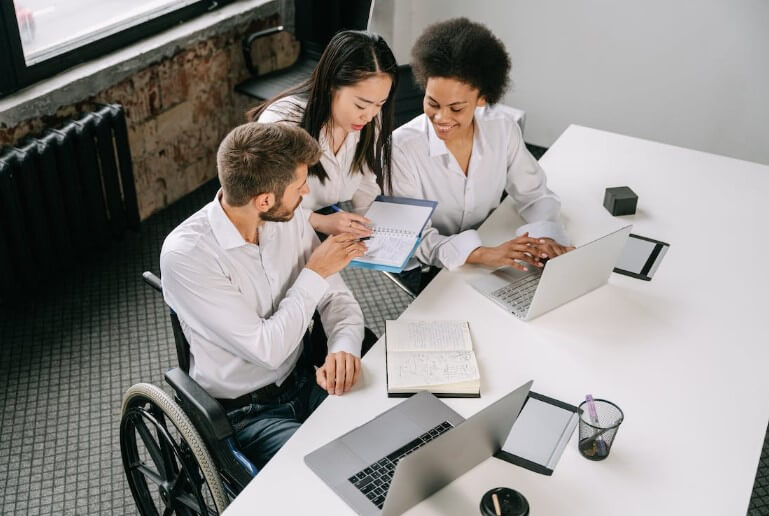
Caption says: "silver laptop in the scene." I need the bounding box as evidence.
[305,382,533,516]
[470,225,632,320]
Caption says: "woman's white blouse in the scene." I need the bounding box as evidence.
[391,104,569,271]
[257,96,380,213]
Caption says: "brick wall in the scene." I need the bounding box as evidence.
[0,15,300,220]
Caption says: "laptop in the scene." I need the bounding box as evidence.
[469,225,632,321]
[305,381,533,516]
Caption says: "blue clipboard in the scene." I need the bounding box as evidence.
[348,196,437,273]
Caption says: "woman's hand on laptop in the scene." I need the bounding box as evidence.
[534,238,575,260]
[466,233,545,271]
[316,351,362,395]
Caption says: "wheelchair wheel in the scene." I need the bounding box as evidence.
[120,383,229,515]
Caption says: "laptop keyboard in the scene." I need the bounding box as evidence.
[347,421,454,509]
[490,273,541,316]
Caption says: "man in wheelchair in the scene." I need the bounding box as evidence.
[159,122,368,471]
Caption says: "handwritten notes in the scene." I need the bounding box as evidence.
[386,320,480,397]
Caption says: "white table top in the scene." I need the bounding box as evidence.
[223,125,769,515]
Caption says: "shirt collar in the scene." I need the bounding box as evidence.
[207,189,248,250]
[318,128,332,156]
[318,127,361,160]
[425,109,487,160]
[425,115,450,158]
[471,106,487,160]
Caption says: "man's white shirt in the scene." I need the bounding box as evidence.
[392,104,569,271]
[160,191,363,399]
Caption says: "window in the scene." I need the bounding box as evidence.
[0,0,235,98]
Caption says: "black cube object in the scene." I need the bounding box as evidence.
[603,186,638,216]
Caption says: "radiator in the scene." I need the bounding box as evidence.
[0,104,139,299]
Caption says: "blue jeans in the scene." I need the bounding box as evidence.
[225,362,327,470]
[224,315,377,470]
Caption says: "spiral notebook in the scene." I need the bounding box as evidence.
[349,196,437,273]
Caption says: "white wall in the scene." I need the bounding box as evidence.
[371,0,769,166]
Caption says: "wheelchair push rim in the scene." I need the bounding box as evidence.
[120,383,228,515]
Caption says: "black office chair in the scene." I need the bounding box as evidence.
[120,272,257,515]
[235,0,372,101]
[393,65,424,129]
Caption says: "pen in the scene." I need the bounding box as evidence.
[585,394,608,455]
[492,492,502,516]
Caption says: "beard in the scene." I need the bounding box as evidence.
[260,196,302,222]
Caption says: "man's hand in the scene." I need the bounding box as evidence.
[316,351,362,395]
[311,211,372,238]
[306,234,367,278]
[466,233,545,271]
[535,238,575,260]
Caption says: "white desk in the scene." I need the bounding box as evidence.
[224,125,769,515]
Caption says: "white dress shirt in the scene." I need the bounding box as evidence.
[159,191,364,399]
[257,96,380,212]
[391,104,569,271]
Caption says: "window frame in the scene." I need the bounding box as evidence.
[0,0,236,98]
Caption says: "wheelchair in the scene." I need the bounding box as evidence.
[120,272,257,515]
[120,271,380,514]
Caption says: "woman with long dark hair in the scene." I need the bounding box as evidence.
[248,30,398,238]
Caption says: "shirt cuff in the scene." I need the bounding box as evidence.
[515,221,570,247]
[327,336,362,357]
[440,230,483,271]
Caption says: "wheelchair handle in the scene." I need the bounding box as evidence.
[142,271,162,293]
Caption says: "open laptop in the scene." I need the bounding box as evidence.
[305,381,532,516]
[470,225,632,320]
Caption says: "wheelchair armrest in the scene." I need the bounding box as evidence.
[164,368,233,443]
[164,368,258,489]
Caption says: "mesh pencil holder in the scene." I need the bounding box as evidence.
[577,399,624,461]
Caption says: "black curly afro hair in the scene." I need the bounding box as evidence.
[411,17,511,105]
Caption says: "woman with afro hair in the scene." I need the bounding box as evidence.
[391,18,573,293]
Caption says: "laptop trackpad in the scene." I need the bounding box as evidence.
[341,409,422,465]
[472,266,531,293]
[304,438,366,484]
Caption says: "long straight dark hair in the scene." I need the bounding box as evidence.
[248,30,398,193]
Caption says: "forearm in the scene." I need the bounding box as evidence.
[309,212,331,235]
[415,227,483,271]
[317,275,364,356]
[466,246,492,265]
[163,254,328,370]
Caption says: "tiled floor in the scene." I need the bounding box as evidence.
[1,164,768,514]
[0,177,412,515]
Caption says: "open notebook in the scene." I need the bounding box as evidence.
[349,196,437,273]
[385,320,481,398]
